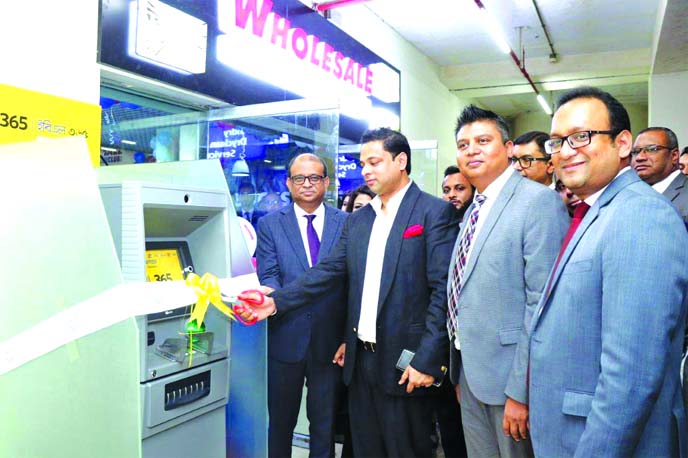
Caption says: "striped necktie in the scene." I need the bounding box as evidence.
[447,194,486,341]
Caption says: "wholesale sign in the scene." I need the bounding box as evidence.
[217,0,374,96]
[100,0,400,142]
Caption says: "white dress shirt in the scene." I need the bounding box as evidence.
[464,167,515,264]
[652,169,680,194]
[294,202,325,267]
[357,180,413,343]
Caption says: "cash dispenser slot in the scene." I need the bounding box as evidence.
[164,370,211,411]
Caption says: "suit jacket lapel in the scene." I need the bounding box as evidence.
[377,183,421,317]
[663,173,686,202]
[461,171,521,286]
[535,170,640,325]
[352,205,376,321]
[320,205,342,258]
[281,204,310,271]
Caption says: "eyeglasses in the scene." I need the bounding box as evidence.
[510,156,549,169]
[630,145,672,156]
[545,130,619,155]
[289,174,325,185]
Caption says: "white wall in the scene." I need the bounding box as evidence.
[511,102,648,139]
[330,7,470,195]
[0,0,100,104]
[626,103,649,137]
[649,71,688,148]
[510,112,552,138]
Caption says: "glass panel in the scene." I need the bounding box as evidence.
[337,144,365,209]
[410,140,439,197]
[99,92,340,228]
[205,101,339,228]
[99,88,203,165]
[336,140,440,207]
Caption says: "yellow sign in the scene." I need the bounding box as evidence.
[0,84,101,166]
[146,249,185,282]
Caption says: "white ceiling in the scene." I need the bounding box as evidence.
[330,0,687,118]
[364,0,658,66]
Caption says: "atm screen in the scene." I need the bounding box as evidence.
[145,241,194,322]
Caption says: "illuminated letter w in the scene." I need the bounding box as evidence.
[235,0,273,37]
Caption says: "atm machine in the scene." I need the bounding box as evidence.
[97,160,266,457]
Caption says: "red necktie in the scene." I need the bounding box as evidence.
[544,201,591,298]
[558,202,591,260]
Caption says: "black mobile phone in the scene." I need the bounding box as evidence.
[396,349,444,387]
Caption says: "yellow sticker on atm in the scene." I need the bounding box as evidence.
[146,249,185,282]
[0,83,102,166]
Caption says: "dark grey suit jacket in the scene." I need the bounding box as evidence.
[662,172,688,224]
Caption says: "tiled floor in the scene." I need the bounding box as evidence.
[289,387,448,457]
[291,442,343,458]
[290,432,447,457]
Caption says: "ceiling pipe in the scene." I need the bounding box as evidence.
[313,0,371,12]
[473,0,552,115]
[531,0,558,62]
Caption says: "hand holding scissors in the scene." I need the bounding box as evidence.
[234,286,276,323]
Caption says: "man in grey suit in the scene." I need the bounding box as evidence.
[631,126,688,223]
[448,105,569,457]
[256,153,348,457]
[529,87,688,456]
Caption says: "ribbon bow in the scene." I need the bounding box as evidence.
[185,272,237,330]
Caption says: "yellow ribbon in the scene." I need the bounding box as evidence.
[185,272,237,327]
[184,272,236,366]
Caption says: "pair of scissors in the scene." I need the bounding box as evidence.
[224,289,265,326]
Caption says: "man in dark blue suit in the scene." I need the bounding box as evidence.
[242,128,460,457]
[256,153,347,457]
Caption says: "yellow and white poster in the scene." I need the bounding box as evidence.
[0,84,101,166]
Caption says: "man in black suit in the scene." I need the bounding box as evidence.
[256,153,348,457]
[631,126,688,223]
[240,128,460,457]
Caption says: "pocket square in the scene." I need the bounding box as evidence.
[403,224,424,239]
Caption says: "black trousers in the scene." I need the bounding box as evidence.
[433,376,468,457]
[348,346,433,458]
[268,350,341,458]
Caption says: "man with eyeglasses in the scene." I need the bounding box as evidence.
[631,126,688,224]
[448,105,568,458]
[255,152,348,457]
[243,128,460,457]
[528,86,688,457]
[510,131,555,188]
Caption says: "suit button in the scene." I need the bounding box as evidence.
[307,313,312,319]
[353,327,357,332]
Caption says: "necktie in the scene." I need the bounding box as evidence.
[447,194,486,341]
[544,201,591,297]
[304,214,320,266]
[556,202,590,265]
